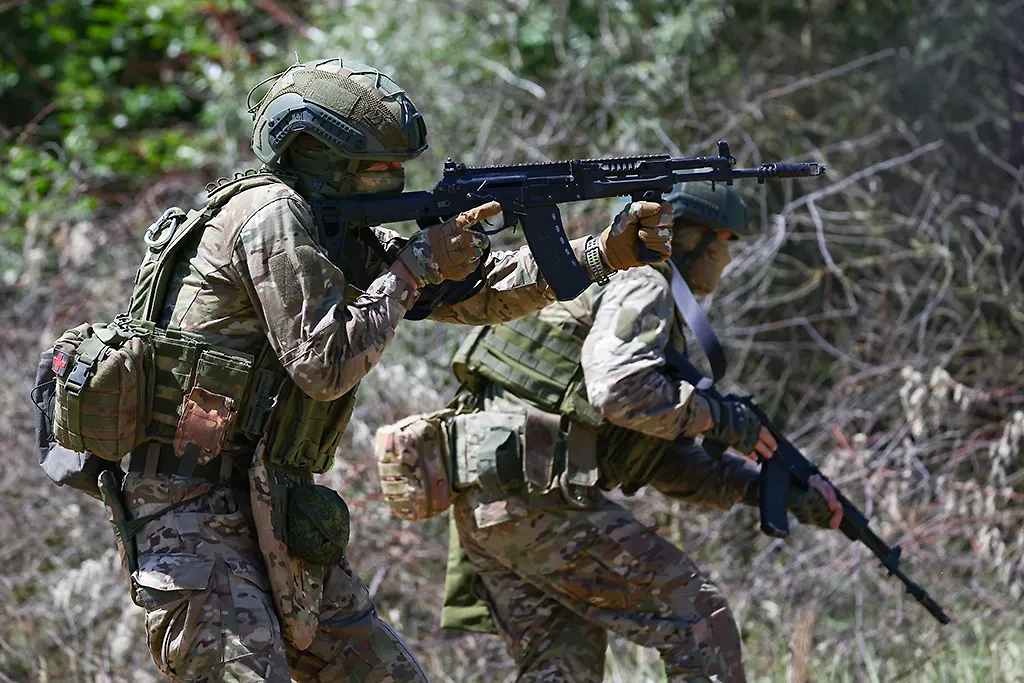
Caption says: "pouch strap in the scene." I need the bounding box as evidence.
[521,407,563,491]
[564,422,599,487]
[112,480,233,547]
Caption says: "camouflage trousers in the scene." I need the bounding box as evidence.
[122,472,428,682]
[452,494,745,683]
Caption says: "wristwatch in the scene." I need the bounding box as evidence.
[583,235,614,285]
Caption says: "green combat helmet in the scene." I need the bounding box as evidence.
[287,485,351,566]
[250,58,428,164]
[664,182,750,239]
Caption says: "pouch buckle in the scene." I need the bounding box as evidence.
[64,360,91,396]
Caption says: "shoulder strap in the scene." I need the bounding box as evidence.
[129,171,284,324]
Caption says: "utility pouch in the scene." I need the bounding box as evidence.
[173,387,237,465]
[34,347,120,498]
[52,319,153,460]
[286,484,351,566]
[448,411,526,497]
[374,409,456,521]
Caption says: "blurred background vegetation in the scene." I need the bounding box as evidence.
[2,0,1023,681]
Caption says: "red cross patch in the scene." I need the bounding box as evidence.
[52,351,69,377]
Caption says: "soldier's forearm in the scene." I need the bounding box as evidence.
[274,270,417,401]
[648,445,758,511]
[427,238,590,325]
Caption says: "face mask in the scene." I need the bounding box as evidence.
[671,224,732,295]
[284,136,405,198]
[686,239,731,295]
[348,168,405,195]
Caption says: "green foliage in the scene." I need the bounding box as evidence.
[0,0,272,280]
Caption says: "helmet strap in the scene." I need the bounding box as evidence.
[333,158,362,195]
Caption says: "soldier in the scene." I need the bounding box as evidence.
[93,59,672,682]
[439,182,844,682]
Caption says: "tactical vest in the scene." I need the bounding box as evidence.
[52,171,354,474]
[451,264,683,494]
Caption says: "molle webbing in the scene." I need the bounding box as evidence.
[145,327,271,444]
[452,272,681,495]
[261,380,357,475]
[453,315,586,415]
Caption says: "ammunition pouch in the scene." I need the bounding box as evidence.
[263,381,354,475]
[448,410,528,496]
[448,407,600,507]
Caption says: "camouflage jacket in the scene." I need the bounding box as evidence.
[159,176,582,407]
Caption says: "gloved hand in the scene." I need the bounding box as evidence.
[397,201,498,287]
[744,473,843,530]
[600,200,674,270]
[695,391,776,461]
[788,474,843,529]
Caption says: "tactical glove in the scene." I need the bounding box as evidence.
[743,475,839,530]
[696,391,762,455]
[600,200,674,270]
[398,201,498,287]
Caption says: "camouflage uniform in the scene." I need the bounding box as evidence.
[124,175,599,682]
[447,265,758,683]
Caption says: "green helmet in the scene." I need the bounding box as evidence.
[286,484,351,566]
[250,58,428,165]
[664,182,749,239]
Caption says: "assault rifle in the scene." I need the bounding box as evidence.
[309,141,824,303]
[666,347,951,625]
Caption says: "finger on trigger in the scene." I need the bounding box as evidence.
[459,201,502,228]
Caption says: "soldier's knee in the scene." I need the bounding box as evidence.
[661,603,745,683]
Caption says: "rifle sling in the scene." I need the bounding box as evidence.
[667,259,725,386]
